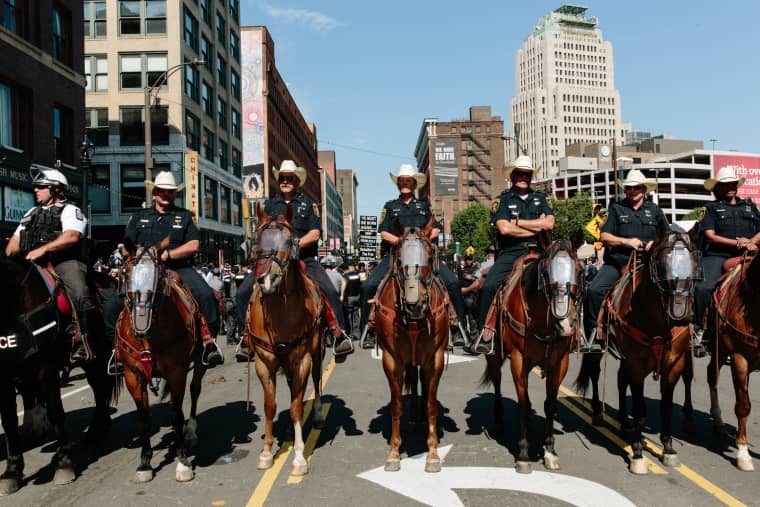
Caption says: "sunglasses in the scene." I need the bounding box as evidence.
[624,185,646,191]
[512,171,532,179]
[155,188,176,194]
[279,175,298,183]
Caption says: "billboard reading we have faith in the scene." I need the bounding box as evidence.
[713,154,760,205]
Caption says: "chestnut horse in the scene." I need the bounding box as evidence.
[115,240,207,483]
[482,230,584,474]
[575,229,702,474]
[374,217,450,473]
[0,254,114,495]
[245,204,325,476]
[706,252,760,471]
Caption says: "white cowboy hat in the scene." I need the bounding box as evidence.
[704,166,746,191]
[150,171,185,191]
[620,169,656,193]
[272,160,307,187]
[389,163,427,187]
[503,155,538,180]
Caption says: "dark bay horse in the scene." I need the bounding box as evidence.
[0,254,114,495]
[115,240,207,483]
[374,218,450,473]
[706,252,760,471]
[575,229,702,474]
[245,204,325,476]
[482,230,584,473]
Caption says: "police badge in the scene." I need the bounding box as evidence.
[312,203,320,218]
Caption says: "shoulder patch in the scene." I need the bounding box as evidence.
[380,207,387,223]
[75,208,84,220]
[312,203,320,218]
[698,207,706,222]
[491,198,500,213]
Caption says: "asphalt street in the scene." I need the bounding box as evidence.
[2,339,758,507]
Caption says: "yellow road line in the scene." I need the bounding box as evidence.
[246,357,336,507]
[287,401,333,485]
[554,378,747,507]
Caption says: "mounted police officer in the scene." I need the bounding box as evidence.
[359,164,467,348]
[103,171,224,374]
[235,161,354,359]
[582,169,669,350]
[693,166,760,353]
[470,156,555,354]
[5,165,94,364]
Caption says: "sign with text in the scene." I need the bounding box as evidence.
[184,150,200,224]
[713,154,760,205]
[433,138,459,196]
[3,186,33,223]
[358,215,378,262]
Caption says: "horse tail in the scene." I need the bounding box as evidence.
[112,373,123,405]
[574,353,601,397]
[479,365,494,388]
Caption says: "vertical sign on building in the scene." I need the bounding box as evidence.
[713,154,760,205]
[433,138,458,196]
[184,150,200,224]
[241,28,266,200]
[358,215,378,262]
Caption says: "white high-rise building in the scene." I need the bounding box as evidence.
[509,5,625,180]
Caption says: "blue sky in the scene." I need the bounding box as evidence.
[241,0,760,218]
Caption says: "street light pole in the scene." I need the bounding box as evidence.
[143,59,205,206]
[79,132,94,239]
[709,138,718,151]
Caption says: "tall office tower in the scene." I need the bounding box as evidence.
[509,5,625,180]
[85,0,245,262]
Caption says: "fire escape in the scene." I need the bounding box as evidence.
[463,133,492,202]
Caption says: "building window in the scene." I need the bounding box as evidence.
[220,185,231,223]
[84,55,108,91]
[231,147,241,177]
[185,111,200,150]
[203,176,218,220]
[52,8,71,65]
[118,0,166,35]
[200,0,211,25]
[218,97,228,130]
[203,128,215,162]
[85,108,109,146]
[53,105,73,163]
[184,63,199,101]
[0,82,12,146]
[150,106,169,145]
[231,108,240,139]
[1,0,22,34]
[119,52,167,89]
[90,164,110,213]
[84,1,106,38]
[216,12,226,48]
[229,0,239,23]
[201,36,213,73]
[217,54,227,88]
[230,32,240,61]
[120,163,167,212]
[230,70,240,101]
[183,7,198,51]
[119,106,168,146]
[232,190,241,226]
[202,82,214,117]
[219,139,228,170]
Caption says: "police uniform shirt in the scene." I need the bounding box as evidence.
[14,201,87,237]
[264,192,321,258]
[601,200,668,267]
[491,189,554,251]
[124,205,199,269]
[701,198,760,257]
[378,196,439,254]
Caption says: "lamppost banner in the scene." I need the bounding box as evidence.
[433,138,458,196]
[184,150,200,224]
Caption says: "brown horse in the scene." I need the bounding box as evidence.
[575,229,701,474]
[245,204,325,476]
[115,240,207,483]
[373,217,449,473]
[706,252,760,471]
[482,230,584,473]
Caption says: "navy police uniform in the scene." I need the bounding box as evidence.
[477,188,554,327]
[694,198,760,326]
[235,192,347,330]
[359,196,466,331]
[103,205,218,344]
[583,200,668,338]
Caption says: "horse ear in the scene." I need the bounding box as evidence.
[570,229,585,252]
[657,222,669,245]
[255,201,266,223]
[122,238,136,257]
[285,203,294,224]
[157,236,171,253]
[538,229,552,250]
[391,217,403,237]
[421,215,435,239]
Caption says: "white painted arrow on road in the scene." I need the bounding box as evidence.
[357,445,636,507]
[370,348,479,365]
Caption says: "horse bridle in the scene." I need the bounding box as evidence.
[647,235,702,322]
[252,220,299,290]
[537,241,584,320]
[125,246,162,336]
[393,232,434,317]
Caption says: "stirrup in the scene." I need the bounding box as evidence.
[333,332,355,362]
[202,340,225,367]
[472,330,495,355]
[107,350,123,376]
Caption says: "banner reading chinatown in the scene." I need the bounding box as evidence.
[184,150,199,225]
[713,154,760,205]
[433,138,458,196]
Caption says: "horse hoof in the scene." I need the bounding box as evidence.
[425,459,442,473]
[661,453,680,467]
[384,459,401,472]
[257,455,274,470]
[515,461,532,474]
[175,462,194,482]
[0,477,20,496]
[737,458,755,472]
[544,452,561,470]
[133,469,154,483]
[629,458,648,475]
[53,467,76,486]
[592,413,604,427]
[290,463,308,476]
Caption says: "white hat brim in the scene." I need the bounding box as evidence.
[704,176,745,192]
[390,172,427,187]
[272,165,307,187]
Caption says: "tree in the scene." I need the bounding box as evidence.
[681,207,705,221]
[449,203,492,258]
[549,191,595,242]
